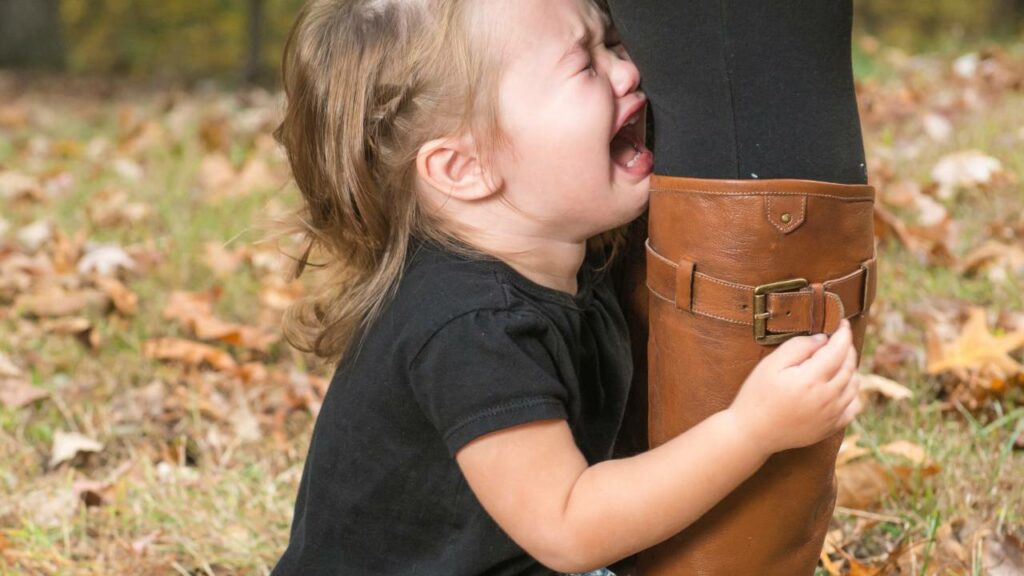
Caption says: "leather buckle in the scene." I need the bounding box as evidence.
[753,278,809,345]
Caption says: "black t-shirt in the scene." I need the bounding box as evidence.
[271,237,633,576]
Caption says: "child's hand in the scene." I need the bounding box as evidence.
[727,318,860,455]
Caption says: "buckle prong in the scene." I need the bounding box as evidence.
[753,278,809,345]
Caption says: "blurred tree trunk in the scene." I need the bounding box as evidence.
[0,0,65,69]
[245,0,266,84]
[995,0,1024,36]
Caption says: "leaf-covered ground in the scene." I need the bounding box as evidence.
[2,39,1024,575]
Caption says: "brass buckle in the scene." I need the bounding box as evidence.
[753,278,809,345]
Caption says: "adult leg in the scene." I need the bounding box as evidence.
[605,2,876,575]
[606,0,867,183]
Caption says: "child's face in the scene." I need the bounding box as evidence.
[487,0,652,241]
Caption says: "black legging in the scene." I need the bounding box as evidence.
[606,0,868,185]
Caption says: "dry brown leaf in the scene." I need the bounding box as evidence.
[983,532,1024,575]
[931,149,1004,200]
[38,316,100,349]
[857,373,914,403]
[836,433,871,466]
[0,103,28,129]
[0,170,44,202]
[197,153,236,191]
[202,241,247,276]
[870,340,920,378]
[15,286,110,318]
[76,243,136,276]
[926,306,1024,380]
[131,531,161,555]
[162,289,278,351]
[957,239,1024,278]
[0,353,21,377]
[199,116,231,152]
[72,477,114,508]
[142,337,238,372]
[847,559,883,576]
[232,158,277,195]
[93,275,139,315]
[191,315,279,352]
[16,219,52,252]
[260,276,304,310]
[880,179,923,208]
[163,289,216,321]
[878,440,930,466]
[873,204,917,250]
[836,458,894,510]
[86,187,151,227]
[117,119,166,157]
[49,430,104,468]
[0,376,50,409]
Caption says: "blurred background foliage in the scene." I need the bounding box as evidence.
[0,0,1023,85]
[857,0,1024,50]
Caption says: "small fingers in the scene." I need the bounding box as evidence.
[838,395,863,427]
[822,345,858,401]
[801,319,852,380]
[833,369,860,411]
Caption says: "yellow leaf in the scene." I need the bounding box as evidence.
[925,306,1024,379]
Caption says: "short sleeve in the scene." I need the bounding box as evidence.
[407,309,570,457]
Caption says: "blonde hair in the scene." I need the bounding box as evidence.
[273,0,627,366]
[272,0,512,362]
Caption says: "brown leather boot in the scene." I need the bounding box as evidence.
[623,175,877,576]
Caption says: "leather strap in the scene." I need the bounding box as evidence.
[645,239,877,336]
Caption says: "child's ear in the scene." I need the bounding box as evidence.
[416,133,502,201]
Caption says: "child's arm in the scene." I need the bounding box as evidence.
[455,321,858,573]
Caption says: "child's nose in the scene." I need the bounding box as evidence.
[611,56,641,97]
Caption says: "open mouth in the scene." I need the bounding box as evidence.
[611,107,653,174]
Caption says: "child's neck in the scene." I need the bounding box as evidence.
[472,234,587,296]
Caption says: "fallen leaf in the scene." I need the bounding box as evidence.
[931,149,1003,200]
[196,153,236,191]
[131,531,161,555]
[202,241,247,276]
[926,306,1024,380]
[16,220,52,252]
[142,338,238,372]
[836,433,871,466]
[39,316,101,349]
[49,430,104,468]
[76,243,136,276]
[880,179,924,208]
[0,170,44,202]
[0,353,22,377]
[112,157,145,181]
[958,240,1024,278]
[86,187,151,227]
[260,276,304,310]
[93,275,139,315]
[858,373,914,402]
[162,289,278,351]
[836,458,894,510]
[870,340,920,378]
[983,532,1024,576]
[72,478,112,508]
[922,112,953,142]
[15,286,110,318]
[878,440,930,466]
[0,377,50,409]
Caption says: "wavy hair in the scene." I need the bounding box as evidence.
[272,0,627,366]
